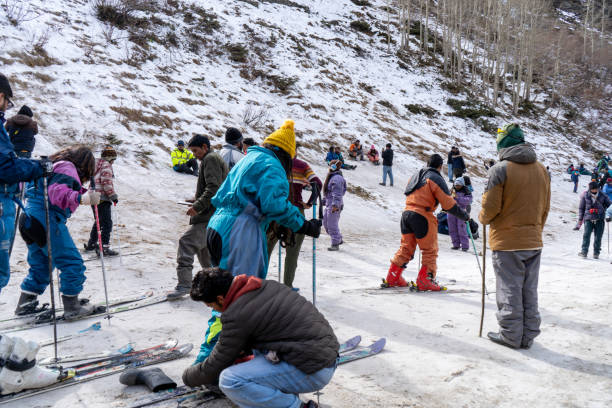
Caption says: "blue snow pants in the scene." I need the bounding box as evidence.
[0,194,16,292]
[20,204,86,296]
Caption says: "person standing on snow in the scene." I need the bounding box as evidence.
[182,268,338,408]
[384,154,469,290]
[323,159,346,252]
[15,146,99,319]
[380,143,393,186]
[267,144,322,289]
[480,124,550,349]
[168,135,228,299]
[451,147,467,179]
[570,166,581,193]
[574,181,611,259]
[0,74,49,295]
[603,178,612,200]
[219,127,245,170]
[447,177,472,251]
[447,147,455,181]
[207,119,321,279]
[5,105,37,158]
[171,140,198,176]
[84,145,119,256]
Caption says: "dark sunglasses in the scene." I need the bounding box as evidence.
[5,97,14,110]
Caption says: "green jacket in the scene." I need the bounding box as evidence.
[191,151,228,225]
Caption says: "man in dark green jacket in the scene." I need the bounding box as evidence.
[183,268,338,408]
[168,136,228,299]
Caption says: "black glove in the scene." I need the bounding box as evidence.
[606,217,611,222]
[120,368,177,392]
[448,204,470,222]
[40,157,54,177]
[297,218,322,238]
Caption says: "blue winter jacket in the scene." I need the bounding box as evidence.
[603,183,612,201]
[207,146,305,278]
[0,112,42,194]
[326,151,340,163]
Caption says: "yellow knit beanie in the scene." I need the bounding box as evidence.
[263,119,296,158]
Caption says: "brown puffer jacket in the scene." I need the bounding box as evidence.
[479,143,550,251]
[182,277,339,387]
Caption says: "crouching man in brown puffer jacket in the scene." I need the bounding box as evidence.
[182,268,339,408]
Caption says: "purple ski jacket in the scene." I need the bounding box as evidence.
[324,172,346,209]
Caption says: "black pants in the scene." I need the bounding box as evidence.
[88,201,113,246]
[174,159,198,176]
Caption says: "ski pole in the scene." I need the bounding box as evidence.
[113,202,123,266]
[466,221,489,296]
[312,202,317,307]
[479,225,487,337]
[8,185,25,257]
[41,170,58,363]
[94,204,112,325]
[278,243,282,283]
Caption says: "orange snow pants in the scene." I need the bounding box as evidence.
[391,210,439,278]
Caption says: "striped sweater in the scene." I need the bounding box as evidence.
[290,158,322,208]
[94,158,117,202]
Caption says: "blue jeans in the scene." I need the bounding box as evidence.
[382,166,393,186]
[0,195,16,292]
[448,165,453,181]
[219,350,336,408]
[573,180,578,193]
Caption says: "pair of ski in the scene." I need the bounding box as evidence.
[129,336,386,408]
[0,340,193,404]
[0,290,185,333]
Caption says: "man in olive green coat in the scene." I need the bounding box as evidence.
[168,135,228,299]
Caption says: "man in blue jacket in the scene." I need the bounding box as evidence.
[206,120,321,279]
[0,74,48,293]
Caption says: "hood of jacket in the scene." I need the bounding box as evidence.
[6,114,37,130]
[498,143,537,164]
[223,275,262,311]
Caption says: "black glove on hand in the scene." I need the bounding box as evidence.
[40,157,54,177]
[297,218,322,238]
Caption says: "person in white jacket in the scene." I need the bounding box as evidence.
[219,127,245,170]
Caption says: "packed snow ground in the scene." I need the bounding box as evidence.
[4,152,612,408]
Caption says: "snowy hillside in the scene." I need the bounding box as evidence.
[2,1,612,407]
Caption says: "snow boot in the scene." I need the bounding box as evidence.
[61,295,94,320]
[385,263,407,287]
[0,336,60,395]
[166,285,190,301]
[300,401,319,408]
[14,292,40,316]
[328,244,339,251]
[96,246,119,257]
[593,253,599,259]
[416,265,442,291]
[578,252,587,258]
[487,332,519,349]
[120,367,177,392]
[83,242,97,252]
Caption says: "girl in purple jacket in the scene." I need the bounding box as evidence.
[323,160,347,251]
[447,177,473,251]
[15,147,99,319]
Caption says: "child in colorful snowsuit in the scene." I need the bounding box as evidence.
[15,147,98,318]
[447,177,473,251]
[323,160,346,251]
[368,145,380,165]
[85,145,119,256]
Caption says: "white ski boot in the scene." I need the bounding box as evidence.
[0,336,61,395]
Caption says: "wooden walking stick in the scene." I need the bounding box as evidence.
[479,225,487,337]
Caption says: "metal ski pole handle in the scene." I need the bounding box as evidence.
[42,173,59,363]
[94,205,112,325]
[8,186,26,257]
[479,225,487,337]
[466,221,489,296]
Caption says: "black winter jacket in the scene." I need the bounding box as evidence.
[382,148,393,166]
[6,114,38,154]
[182,278,339,386]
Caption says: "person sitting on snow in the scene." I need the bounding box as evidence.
[367,145,379,165]
[182,268,338,408]
[447,177,473,251]
[384,154,469,290]
[15,146,98,319]
[325,145,338,164]
[171,140,198,176]
[349,140,364,161]
[333,146,355,170]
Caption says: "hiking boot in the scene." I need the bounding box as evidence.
[593,253,599,259]
[84,242,97,251]
[300,401,319,408]
[461,248,469,252]
[95,246,119,257]
[61,295,94,320]
[578,252,587,258]
[385,262,407,287]
[451,246,460,250]
[379,183,385,186]
[14,293,39,316]
[487,332,519,349]
[166,286,190,301]
[328,244,339,251]
[416,266,442,291]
